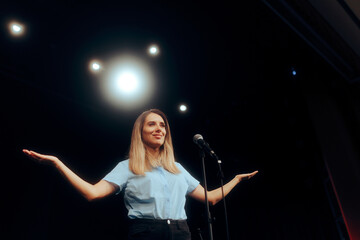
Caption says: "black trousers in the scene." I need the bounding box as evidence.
[128,218,191,240]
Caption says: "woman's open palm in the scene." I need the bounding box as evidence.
[23,149,59,166]
[235,170,258,182]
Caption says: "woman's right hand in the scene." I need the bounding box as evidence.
[23,149,117,201]
[23,149,60,166]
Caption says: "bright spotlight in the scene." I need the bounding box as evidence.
[12,25,21,32]
[116,71,139,93]
[100,55,154,110]
[92,63,100,70]
[148,44,160,56]
[179,104,187,112]
[89,60,102,73]
[8,21,25,37]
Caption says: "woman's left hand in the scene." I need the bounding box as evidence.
[235,170,259,182]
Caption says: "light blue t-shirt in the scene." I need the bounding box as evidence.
[103,160,199,220]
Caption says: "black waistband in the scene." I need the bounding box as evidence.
[129,218,187,225]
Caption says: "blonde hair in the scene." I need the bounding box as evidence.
[128,109,180,175]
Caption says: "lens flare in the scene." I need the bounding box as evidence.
[115,71,139,93]
[179,104,187,112]
[148,44,160,56]
[8,21,25,37]
[100,54,154,110]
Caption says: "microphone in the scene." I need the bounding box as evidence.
[193,134,219,160]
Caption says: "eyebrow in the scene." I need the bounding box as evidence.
[147,120,166,125]
[147,120,164,123]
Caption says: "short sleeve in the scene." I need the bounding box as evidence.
[176,163,200,194]
[103,160,131,193]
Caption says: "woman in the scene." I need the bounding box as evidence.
[23,109,258,240]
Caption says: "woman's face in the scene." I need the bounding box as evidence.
[142,113,166,150]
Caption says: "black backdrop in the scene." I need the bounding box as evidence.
[1,1,353,239]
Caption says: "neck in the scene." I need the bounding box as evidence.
[145,146,160,159]
[145,146,163,169]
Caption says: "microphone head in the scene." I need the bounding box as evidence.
[193,134,203,143]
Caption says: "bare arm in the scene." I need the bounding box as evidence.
[23,149,118,201]
[188,171,258,206]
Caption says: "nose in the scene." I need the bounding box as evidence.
[154,124,162,132]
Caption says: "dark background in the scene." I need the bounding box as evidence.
[1,1,357,239]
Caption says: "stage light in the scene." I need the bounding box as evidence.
[12,25,21,32]
[292,70,297,76]
[148,44,160,56]
[89,60,102,73]
[100,54,154,110]
[8,21,25,37]
[92,63,100,70]
[149,46,158,54]
[179,104,187,112]
[115,71,139,93]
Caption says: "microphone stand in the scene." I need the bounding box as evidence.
[217,159,230,240]
[199,149,214,240]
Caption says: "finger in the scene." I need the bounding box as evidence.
[29,151,47,158]
[245,171,258,180]
[249,171,258,177]
[26,150,45,159]
[23,150,41,162]
[23,149,36,157]
[29,150,39,155]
